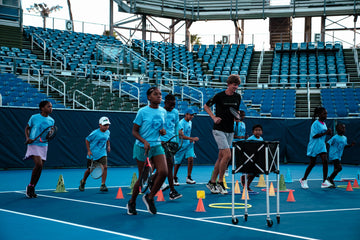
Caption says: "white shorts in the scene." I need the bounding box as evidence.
[24,145,48,161]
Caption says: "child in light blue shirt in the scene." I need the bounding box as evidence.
[327,123,355,187]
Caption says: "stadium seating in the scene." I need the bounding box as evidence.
[321,88,360,117]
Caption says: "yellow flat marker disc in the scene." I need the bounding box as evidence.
[208,203,252,209]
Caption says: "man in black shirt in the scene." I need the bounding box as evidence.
[203,75,241,194]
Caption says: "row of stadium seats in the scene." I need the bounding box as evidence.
[321,88,360,117]
[274,41,343,51]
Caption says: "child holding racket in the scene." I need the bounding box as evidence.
[127,86,167,215]
[173,108,199,185]
[300,107,333,189]
[24,100,55,198]
[79,116,111,192]
[326,123,355,187]
[160,93,183,200]
[241,124,263,191]
[204,74,241,194]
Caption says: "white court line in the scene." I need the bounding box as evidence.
[0,208,149,240]
[200,207,360,220]
[12,192,319,240]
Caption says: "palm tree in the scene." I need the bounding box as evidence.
[191,34,201,45]
[27,3,63,29]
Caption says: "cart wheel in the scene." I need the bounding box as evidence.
[232,218,239,225]
[276,216,280,224]
[267,219,273,227]
[244,214,248,221]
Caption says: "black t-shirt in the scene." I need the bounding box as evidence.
[205,91,241,133]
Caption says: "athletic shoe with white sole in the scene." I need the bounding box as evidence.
[321,179,333,188]
[206,181,219,194]
[299,178,309,189]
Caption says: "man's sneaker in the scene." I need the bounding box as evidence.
[26,185,32,198]
[160,182,170,191]
[321,179,333,188]
[126,200,137,215]
[173,177,180,186]
[216,182,228,194]
[186,176,196,184]
[169,190,183,200]
[206,181,219,194]
[142,194,157,214]
[299,178,309,189]
[327,178,336,188]
[100,184,108,192]
[79,179,85,191]
[31,188,38,198]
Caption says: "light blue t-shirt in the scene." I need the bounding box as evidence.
[178,118,192,148]
[161,108,179,143]
[133,105,167,147]
[86,128,110,161]
[327,134,348,161]
[233,121,246,142]
[247,135,263,141]
[307,120,328,157]
[28,113,55,147]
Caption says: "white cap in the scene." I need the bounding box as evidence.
[99,116,111,125]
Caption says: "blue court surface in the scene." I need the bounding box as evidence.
[1,164,360,240]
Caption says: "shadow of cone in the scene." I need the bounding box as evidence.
[346,181,353,191]
[156,189,165,201]
[195,198,205,212]
[353,179,359,188]
[116,187,124,199]
[287,190,295,202]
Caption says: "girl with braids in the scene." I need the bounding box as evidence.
[299,107,333,189]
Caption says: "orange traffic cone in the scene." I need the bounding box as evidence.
[195,198,206,212]
[346,181,353,191]
[269,182,276,196]
[241,188,250,200]
[156,189,165,201]
[234,180,241,194]
[353,179,359,188]
[116,187,124,199]
[287,190,295,202]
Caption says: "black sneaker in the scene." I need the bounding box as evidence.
[26,185,32,198]
[79,179,85,191]
[173,177,179,186]
[327,177,336,188]
[100,184,108,192]
[126,200,137,215]
[216,182,228,194]
[206,181,219,194]
[31,187,38,198]
[142,194,157,214]
[169,190,183,200]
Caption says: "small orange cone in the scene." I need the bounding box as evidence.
[195,198,206,212]
[269,182,276,196]
[234,180,241,194]
[346,181,353,191]
[116,187,124,199]
[156,189,165,201]
[287,190,295,202]
[241,188,250,200]
[353,179,359,188]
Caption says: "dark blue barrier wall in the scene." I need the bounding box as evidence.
[0,107,359,169]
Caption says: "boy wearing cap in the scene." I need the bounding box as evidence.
[79,116,111,192]
[173,108,199,185]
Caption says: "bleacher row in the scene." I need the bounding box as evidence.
[321,88,360,117]
[271,41,347,86]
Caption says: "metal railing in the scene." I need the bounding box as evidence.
[181,85,204,107]
[73,90,95,110]
[46,74,66,107]
[353,48,360,77]
[118,79,140,108]
[257,44,265,84]
[27,65,41,90]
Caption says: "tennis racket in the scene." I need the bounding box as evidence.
[162,135,184,158]
[229,107,241,120]
[89,158,104,179]
[139,156,154,193]
[25,125,57,144]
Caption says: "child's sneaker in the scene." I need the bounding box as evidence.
[160,182,169,191]
[186,176,196,184]
[100,184,108,192]
[216,182,228,194]
[142,194,157,214]
[299,178,309,189]
[206,181,219,194]
[169,190,182,200]
[327,177,336,188]
[79,179,85,191]
[126,200,137,215]
[173,177,180,186]
[321,179,333,188]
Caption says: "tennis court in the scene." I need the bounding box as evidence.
[1,164,359,240]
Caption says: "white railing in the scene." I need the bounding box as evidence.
[97,72,113,93]
[353,48,360,77]
[27,65,41,90]
[31,33,46,60]
[119,80,140,108]
[148,46,166,71]
[46,74,66,107]
[182,85,204,107]
[49,48,66,71]
[73,90,95,110]
[171,59,189,83]
[257,44,265,83]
